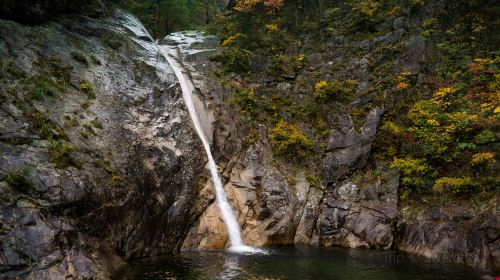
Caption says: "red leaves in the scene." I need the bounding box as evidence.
[263,0,285,10]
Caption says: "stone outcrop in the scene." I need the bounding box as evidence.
[314,163,399,249]
[321,108,383,182]
[0,9,208,279]
[396,200,499,271]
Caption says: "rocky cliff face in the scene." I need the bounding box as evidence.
[0,9,210,279]
[169,24,498,272]
[0,3,498,279]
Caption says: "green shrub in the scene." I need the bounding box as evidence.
[269,119,313,159]
[48,140,76,168]
[90,54,101,65]
[26,110,63,140]
[4,166,33,192]
[93,158,114,174]
[64,116,79,127]
[71,51,88,65]
[433,176,475,195]
[103,34,123,50]
[89,120,103,129]
[229,88,257,117]
[421,18,438,37]
[30,81,57,100]
[37,55,72,90]
[211,47,251,73]
[269,54,296,76]
[474,130,496,144]
[314,79,357,102]
[79,81,95,99]
[390,156,430,187]
[306,173,321,189]
[244,126,260,145]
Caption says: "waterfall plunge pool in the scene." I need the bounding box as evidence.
[113,246,493,279]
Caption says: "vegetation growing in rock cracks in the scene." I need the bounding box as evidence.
[48,140,77,169]
[270,119,313,159]
[4,166,33,193]
[207,0,499,205]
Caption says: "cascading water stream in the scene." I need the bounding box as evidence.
[158,43,263,254]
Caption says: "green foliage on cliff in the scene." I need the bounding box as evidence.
[229,87,257,117]
[48,140,77,168]
[270,119,313,159]
[5,166,33,193]
[208,0,499,202]
[383,56,499,200]
[314,79,358,102]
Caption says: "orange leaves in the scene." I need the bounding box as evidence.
[263,0,285,10]
[234,0,285,13]
[234,0,261,12]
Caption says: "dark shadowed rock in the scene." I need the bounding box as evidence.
[321,107,383,182]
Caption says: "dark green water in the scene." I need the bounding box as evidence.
[114,246,494,280]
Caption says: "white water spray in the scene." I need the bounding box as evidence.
[158,43,263,254]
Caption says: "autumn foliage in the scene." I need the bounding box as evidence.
[234,0,285,13]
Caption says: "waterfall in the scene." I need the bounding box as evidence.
[158,43,262,254]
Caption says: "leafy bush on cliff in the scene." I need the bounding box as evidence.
[269,119,313,159]
[229,88,257,117]
[387,57,499,198]
[48,140,77,168]
[211,47,251,73]
[314,79,358,102]
[4,166,33,193]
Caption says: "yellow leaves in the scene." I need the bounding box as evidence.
[382,121,402,134]
[111,175,122,182]
[265,23,279,32]
[352,0,381,17]
[393,56,499,192]
[221,33,243,47]
[314,80,328,92]
[396,82,409,91]
[391,156,430,186]
[384,5,402,17]
[234,0,284,12]
[471,152,496,166]
[234,0,261,12]
[433,177,473,193]
[422,18,438,29]
[432,87,456,108]
[390,157,429,175]
[294,54,305,70]
[433,87,455,98]
[395,72,411,91]
[295,54,304,63]
[263,0,285,10]
[408,100,435,125]
[430,86,458,109]
[269,120,313,159]
[426,119,440,126]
